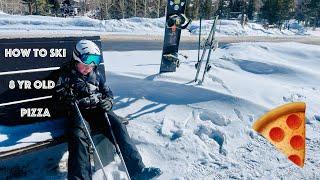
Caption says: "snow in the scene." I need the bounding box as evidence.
[1,41,320,179]
[192,19,320,37]
[0,13,319,37]
[104,43,320,179]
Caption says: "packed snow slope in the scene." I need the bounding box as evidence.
[0,11,319,37]
[1,42,320,179]
[105,42,320,179]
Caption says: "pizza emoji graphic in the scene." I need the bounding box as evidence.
[253,102,306,167]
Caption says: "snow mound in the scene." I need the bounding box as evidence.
[189,19,318,36]
[106,42,320,179]
[0,13,319,36]
[198,111,231,126]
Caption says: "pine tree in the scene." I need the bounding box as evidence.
[295,1,305,22]
[204,0,214,19]
[247,0,254,20]
[260,0,280,24]
[306,0,320,28]
[217,0,231,19]
[37,0,51,15]
[229,0,241,13]
[278,0,295,22]
[260,0,294,29]
[108,0,125,19]
[48,0,60,14]
[22,0,35,14]
[99,0,108,20]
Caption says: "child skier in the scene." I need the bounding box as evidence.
[54,40,161,180]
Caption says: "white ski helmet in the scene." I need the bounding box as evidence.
[73,40,102,65]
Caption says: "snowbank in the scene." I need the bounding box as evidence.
[104,42,320,179]
[0,13,319,37]
[193,19,320,36]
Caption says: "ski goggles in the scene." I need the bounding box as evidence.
[80,54,102,65]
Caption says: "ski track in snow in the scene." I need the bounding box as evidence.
[1,42,320,179]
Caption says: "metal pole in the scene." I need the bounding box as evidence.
[104,112,132,180]
[197,0,202,64]
[194,19,216,82]
[200,16,219,83]
[200,41,217,83]
[73,102,108,180]
[197,17,202,62]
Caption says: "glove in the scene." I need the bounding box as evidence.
[99,97,113,111]
[55,85,75,104]
[78,93,101,109]
[65,94,76,105]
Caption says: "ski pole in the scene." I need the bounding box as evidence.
[73,102,108,180]
[104,112,132,180]
[197,16,202,64]
[200,16,219,83]
[194,44,208,82]
[197,0,203,65]
[195,15,219,83]
[195,18,216,82]
[200,41,218,83]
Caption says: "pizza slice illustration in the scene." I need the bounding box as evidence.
[253,102,306,167]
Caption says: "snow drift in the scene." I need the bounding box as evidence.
[0,12,319,37]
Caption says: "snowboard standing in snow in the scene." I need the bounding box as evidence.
[194,15,219,83]
[159,0,190,73]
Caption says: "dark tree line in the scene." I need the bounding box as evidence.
[0,0,319,27]
[20,0,60,15]
[297,0,320,28]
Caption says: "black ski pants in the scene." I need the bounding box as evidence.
[67,107,145,180]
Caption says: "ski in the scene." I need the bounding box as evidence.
[194,15,219,83]
[200,40,218,83]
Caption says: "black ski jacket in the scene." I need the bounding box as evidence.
[54,62,113,106]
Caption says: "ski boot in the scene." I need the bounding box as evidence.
[132,167,162,180]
